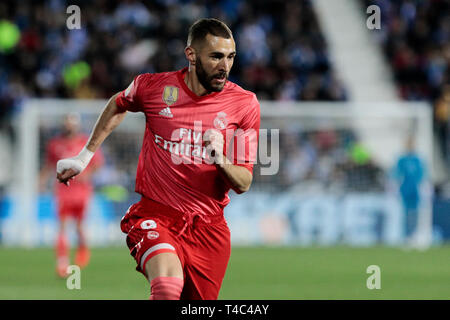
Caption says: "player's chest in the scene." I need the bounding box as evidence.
[142,89,241,138]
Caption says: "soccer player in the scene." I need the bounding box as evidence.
[40,113,104,277]
[392,136,427,245]
[56,18,260,299]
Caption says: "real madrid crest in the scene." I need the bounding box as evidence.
[214,112,228,130]
[162,86,179,106]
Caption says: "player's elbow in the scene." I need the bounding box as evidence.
[228,166,253,194]
[234,181,251,194]
[238,186,250,194]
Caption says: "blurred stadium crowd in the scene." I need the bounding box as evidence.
[0,0,448,196]
[0,0,346,119]
[363,0,450,164]
[276,129,385,193]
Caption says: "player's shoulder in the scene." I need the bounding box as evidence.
[135,70,178,86]
[224,81,259,107]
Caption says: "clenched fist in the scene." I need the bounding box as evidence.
[204,129,224,165]
[56,147,94,185]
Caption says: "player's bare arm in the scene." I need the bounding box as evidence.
[217,157,253,194]
[205,130,253,194]
[56,93,126,185]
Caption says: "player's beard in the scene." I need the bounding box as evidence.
[195,58,228,93]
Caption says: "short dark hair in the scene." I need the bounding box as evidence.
[187,18,233,48]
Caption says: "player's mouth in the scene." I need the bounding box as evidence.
[213,74,227,84]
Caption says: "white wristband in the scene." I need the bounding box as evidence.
[56,146,95,175]
[77,146,95,166]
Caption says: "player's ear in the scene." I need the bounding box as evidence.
[185,46,196,66]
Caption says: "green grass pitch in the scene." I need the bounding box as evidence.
[0,246,449,299]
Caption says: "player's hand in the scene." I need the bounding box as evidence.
[56,147,95,186]
[56,168,78,186]
[56,157,85,186]
[204,129,224,164]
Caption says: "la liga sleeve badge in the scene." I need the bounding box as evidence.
[162,86,179,106]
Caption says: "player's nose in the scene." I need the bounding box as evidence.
[218,58,230,73]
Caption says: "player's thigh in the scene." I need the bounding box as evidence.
[181,222,231,299]
[145,252,183,282]
[123,215,184,279]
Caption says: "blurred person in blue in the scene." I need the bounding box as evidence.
[392,135,427,244]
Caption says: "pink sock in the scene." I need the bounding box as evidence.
[149,277,183,300]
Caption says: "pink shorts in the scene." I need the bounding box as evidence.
[120,196,231,300]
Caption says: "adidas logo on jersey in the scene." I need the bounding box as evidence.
[159,107,173,118]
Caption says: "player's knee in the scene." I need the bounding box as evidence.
[144,252,183,280]
[149,276,184,300]
[144,252,184,300]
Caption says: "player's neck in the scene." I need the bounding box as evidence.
[184,67,209,96]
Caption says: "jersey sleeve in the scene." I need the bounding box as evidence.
[115,74,151,112]
[232,94,260,174]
